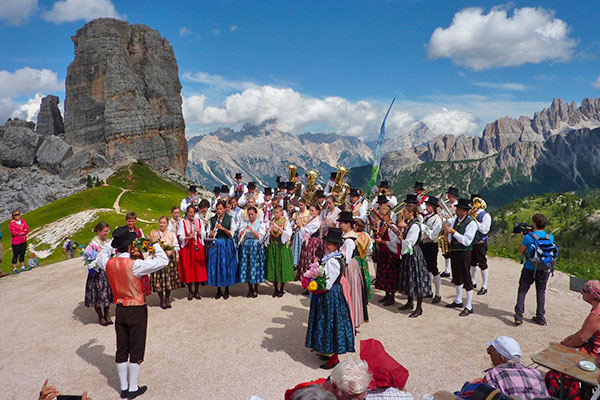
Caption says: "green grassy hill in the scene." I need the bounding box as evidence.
[489,190,600,280]
[1,161,188,274]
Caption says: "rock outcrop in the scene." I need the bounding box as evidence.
[36,95,64,136]
[64,18,187,174]
[36,135,73,173]
[0,122,43,167]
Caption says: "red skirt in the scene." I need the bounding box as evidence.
[178,241,207,283]
[375,244,399,292]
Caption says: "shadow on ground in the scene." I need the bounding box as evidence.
[76,339,120,393]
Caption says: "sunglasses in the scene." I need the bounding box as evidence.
[13,213,20,217]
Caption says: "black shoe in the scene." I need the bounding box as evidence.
[272,289,279,298]
[215,291,222,300]
[277,290,284,297]
[120,389,128,398]
[383,298,395,306]
[532,316,547,326]
[432,295,441,304]
[399,302,414,311]
[223,291,230,300]
[319,361,339,370]
[472,283,477,289]
[477,288,487,295]
[252,292,258,298]
[409,309,422,318]
[194,292,201,300]
[247,291,253,298]
[514,319,523,326]
[106,319,114,325]
[166,303,172,309]
[127,385,147,399]
[440,272,450,278]
[187,292,193,301]
[445,301,463,308]
[459,307,473,317]
[318,355,330,361]
[160,304,167,310]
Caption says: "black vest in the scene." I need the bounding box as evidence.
[210,214,232,239]
[451,215,474,251]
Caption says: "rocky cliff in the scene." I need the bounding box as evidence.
[64,18,187,174]
[187,120,375,188]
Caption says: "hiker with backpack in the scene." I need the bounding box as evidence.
[514,213,558,326]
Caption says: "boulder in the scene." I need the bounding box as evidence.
[36,135,73,173]
[91,153,109,167]
[36,95,65,136]
[2,118,36,130]
[0,126,42,167]
[59,150,92,179]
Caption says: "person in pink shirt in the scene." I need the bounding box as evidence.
[9,209,29,274]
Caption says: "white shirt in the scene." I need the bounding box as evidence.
[168,218,181,234]
[448,215,478,247]
[299,217,321,241]
[269,218,292,245]
[238,191,265,207]
[324,255,341,290]
[323,180,335,195]
[238,219,266,243]
[401,221,421,254]
[229,183,248,198]
[178,218,206,248]
[324,207,341,228]
[96,242,169,277]
[370,195,397,209]
[351,198,368,223]
[380,222,400,254]
[422,213,442,243]
[474,209,492,235]
[180,195,197,214]
[342,237,357,265]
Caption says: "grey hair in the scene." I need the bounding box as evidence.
[292,385,336,400]
[330,359,372,395]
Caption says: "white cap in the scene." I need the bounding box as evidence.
[486,336,521,360]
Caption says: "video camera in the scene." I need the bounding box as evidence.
[512,222,533,235]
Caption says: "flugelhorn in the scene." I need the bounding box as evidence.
[469,197,487,218]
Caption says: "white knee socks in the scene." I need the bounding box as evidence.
[117,362,128,391]
[129,362,141,392]
[444,258,451,274]
[470,266,477,285]
[481,269,489,289]
[433,274,441,296]
[466,290,473,310]
[455,284,463,304]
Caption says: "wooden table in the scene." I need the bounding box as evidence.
[531,343,600,399]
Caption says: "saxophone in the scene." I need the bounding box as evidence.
[438,195,453,256]
[304,169,320,206]
[332,166,350,207]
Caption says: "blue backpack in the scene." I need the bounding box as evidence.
[526,232,558,275]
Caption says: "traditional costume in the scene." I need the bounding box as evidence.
[441,186,459,278]
[229,173,248,199]
[167,217,181,235]
[421,196,443,302]
[323,172,336,195]
[84,236,113,317]
[374,215,400,305]
[96,227,169,399]
[180,185,198,214]
[238,218,266,286]
[355,230,372,301]
[414,181,428,216]
[445,198,478,316]
[207,213,239,292]
[470,194,492,295]
[209,186,221,211]
[296,215,324,281]
[177,218,207,285]
[305,228,355,370]
[150,229,181,294]
[291,208,310,267]
[266,215,294,284]
[349,189,368,223]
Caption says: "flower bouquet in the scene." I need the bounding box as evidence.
[132,237,153,296]
[301,257,328,294]
[82,243,101,276]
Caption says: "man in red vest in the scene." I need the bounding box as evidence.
[97,226,168,399]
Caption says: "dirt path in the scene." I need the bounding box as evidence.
[112,188,130,214]
[0,256,588,400]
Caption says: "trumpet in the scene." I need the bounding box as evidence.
[392,188,430,215]
[469,197,487,219]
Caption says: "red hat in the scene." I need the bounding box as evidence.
[360,339,409,390]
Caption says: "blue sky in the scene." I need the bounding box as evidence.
[1,0,599,140]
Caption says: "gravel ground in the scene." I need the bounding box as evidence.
[0,255,588,400]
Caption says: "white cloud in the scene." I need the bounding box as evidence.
[0,0,38,25]
[10,93,44,122]
[43,0,123,23]
[230,25,238,32]
[0,67,62,98]
[427,6,577,70]
[183,71,258,92]
[472,81,527,91]
[420,109,478,136]
[592,76,600,89]
[0,97,17,124]
[179,27,192,37]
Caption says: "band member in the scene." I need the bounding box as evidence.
[348,189,367,223]
[242,196,264,223]
[397,203,432,318]
[210,186,221,211]
[284,181,300,210]
[444,198,478,317]
[291,199,311,268]
[470,194,492,295]
[370,181,397,209]
[96,227,169,399]
[323,172,337,195]
[374,205,400,306]
[373,195,397,223]
[441,186,459,278]
[266,205,294,297]
[228,197,244,238]
[238,206,266,298]
[262,188,275,223]
[413,181,428,215]
[219,184,230,200]
[338,211,368,328]
[178,205,207,300]
[152,216,181,309]
[305,227,355,370]
[323,196,341,231]
[168,206,182,234]
[239,182,264,207]
[180,185,198,214]
[277,180,287,197]
[197,200,214,232]
[229,172,247,199]
[297,204,324,283]
[421,196,442,303]
[207,200,239,300]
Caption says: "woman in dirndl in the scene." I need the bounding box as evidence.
[265,205,294,297]
[291,199,310,268]
[373,205,400,306]
[398,203,432,318]
[178,205,207,300]
[151,216,181,309]
[207,200,239,300]
[238,206,266,298]
[84,221,113,326]
[296,204,324,282]
[353,218,372,302]
[305,227,355,370]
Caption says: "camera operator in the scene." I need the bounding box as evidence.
[514,213,553,327]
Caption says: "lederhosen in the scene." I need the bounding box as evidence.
[470,211,489,270]
[420,213,440,276]
[450,216,474,290]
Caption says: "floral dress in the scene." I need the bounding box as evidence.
[84,237,113,307]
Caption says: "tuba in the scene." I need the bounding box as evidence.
[469,197,487,219]
[332,166,350,207]
[287,164,302,196]
[304,169,320,206]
